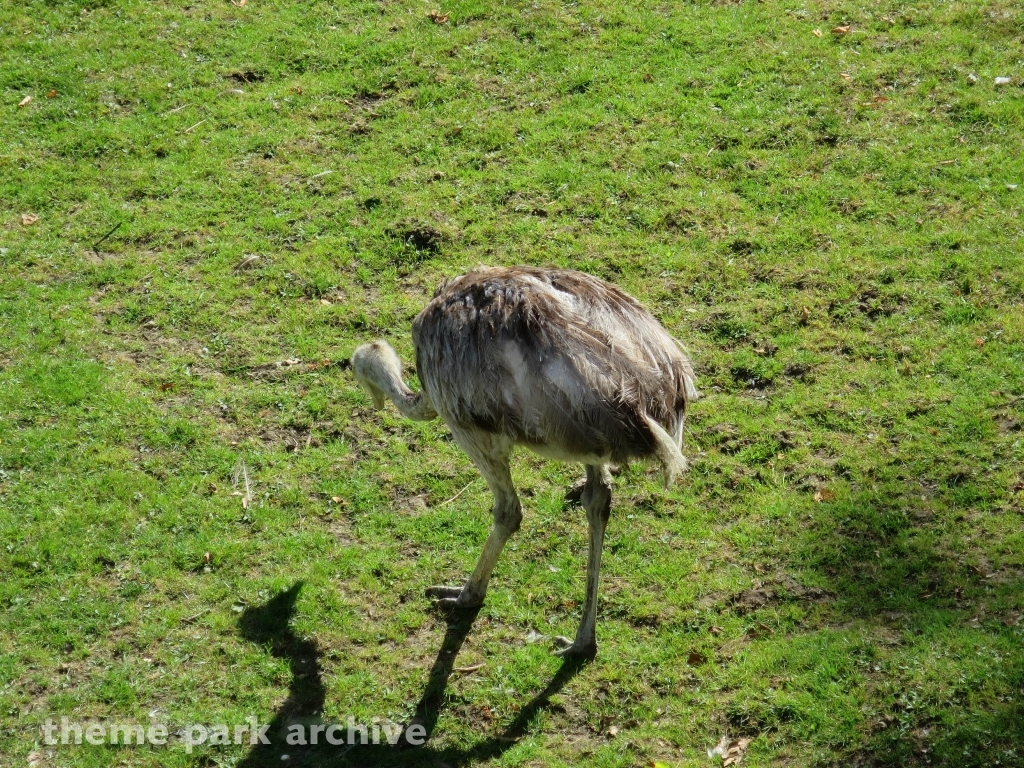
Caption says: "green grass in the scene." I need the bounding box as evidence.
[1,0,1023,766]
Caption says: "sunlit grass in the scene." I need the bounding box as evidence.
[1,0,1022,766]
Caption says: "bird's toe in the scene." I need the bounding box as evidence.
[425,585,464,599]
[426,585,483,609]
[552,636,597,658]
[434,596,483,611]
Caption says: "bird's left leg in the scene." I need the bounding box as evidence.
[427,434,520,609]
[554,463,612,658]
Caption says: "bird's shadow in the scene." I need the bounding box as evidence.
[236,582,326,767]
[237,588,587,767]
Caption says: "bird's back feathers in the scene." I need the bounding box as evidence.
[412,266,698,480]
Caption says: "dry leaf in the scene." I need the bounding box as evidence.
[18,95,32,107]
[320,298,332,306]
[799,306,811,325]
[709,625,723,636]
[159,382,175,391]
[839,72,853,81]
[814,488,836,502]
[606,724,620,738]
[746,622,774,639]
[203,552,211,564]
[233,254,260,271]
[232,457,253,509]
[831,25,851,34]
[331,496,343,504]
[21,213,40,226]
[812,28,822,37]
[710,736,730,758]
[709,735,753,766]
[427,10,449,23]
[47,89,58,98]
[687,650,707,666]
[231,0,247,6]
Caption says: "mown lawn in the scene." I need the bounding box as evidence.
[1,0,1023,766]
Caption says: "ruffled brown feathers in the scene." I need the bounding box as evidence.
[412,266,698,481]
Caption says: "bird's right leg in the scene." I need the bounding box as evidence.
[426,435,520,609]
[554,463,612,658]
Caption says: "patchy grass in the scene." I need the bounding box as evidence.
[1,0,1023,766]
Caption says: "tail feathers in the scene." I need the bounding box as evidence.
[672,338,702,404]
[683,372,701,403]
[643,415,688,488]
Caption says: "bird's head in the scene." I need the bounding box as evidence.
[350,340,403,410]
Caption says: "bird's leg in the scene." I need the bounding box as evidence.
[426,499,520,608]
[554,464,612,658]
[426,507,520,608]
[427,439,520,609]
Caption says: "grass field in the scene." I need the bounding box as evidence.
[2,0,1023,766]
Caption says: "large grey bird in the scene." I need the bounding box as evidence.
[351,266,698,657]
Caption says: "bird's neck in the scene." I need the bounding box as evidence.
[372,364,437,422]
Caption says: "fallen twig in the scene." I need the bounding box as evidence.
[232,457,253,509]
[91,221,123,252]
[233,254,260,271]
[437,479,479,507]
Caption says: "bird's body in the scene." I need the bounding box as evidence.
[413,267,698,474]
[352,266,698,657]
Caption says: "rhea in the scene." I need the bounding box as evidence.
[351,266,698,657]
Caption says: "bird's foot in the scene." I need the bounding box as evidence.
[425,585,483,609]
[552,635,597,659]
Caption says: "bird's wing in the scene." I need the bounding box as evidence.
[413,267,697,469]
